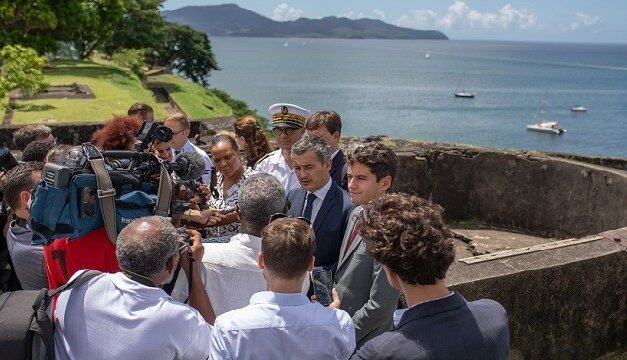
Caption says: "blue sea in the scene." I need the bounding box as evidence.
[207,37,627,157]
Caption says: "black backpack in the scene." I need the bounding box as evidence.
[0,270,101,360]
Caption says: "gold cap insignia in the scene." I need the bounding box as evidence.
[281,105,289,115]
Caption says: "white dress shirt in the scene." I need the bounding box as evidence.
[201,233,267,316]
[175,139,213,184]
[303,177,333,223]
[210,291,356,360]
[254,150,300,193]
[54,272,212,360]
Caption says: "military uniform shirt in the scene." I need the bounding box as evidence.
[254,149,300,193]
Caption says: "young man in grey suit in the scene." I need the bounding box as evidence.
[352,194,510,360]
[334,143,400,348]
[287,134,353,268]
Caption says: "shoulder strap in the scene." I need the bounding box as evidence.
[30,270,102,360]
[255,151,273,165]
[83,143,117,244]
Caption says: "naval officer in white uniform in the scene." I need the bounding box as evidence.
[164,112,213,184]
[255,103,310,193]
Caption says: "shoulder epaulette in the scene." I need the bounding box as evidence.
[255,151,274,165]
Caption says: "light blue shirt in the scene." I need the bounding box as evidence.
[210,291,356,360]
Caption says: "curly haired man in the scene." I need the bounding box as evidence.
[352,193,510,360]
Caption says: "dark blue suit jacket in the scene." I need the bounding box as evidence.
[287,181,354,267]
[351,291,510,360]
[330,149,348,190]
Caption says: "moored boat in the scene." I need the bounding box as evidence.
[454,91,475,98]
[526,121,566,134]
[571,105,587,112]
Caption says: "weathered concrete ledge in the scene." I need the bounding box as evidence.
[388,145,627,238]
[448,231,626,360]
[0,118,234,149]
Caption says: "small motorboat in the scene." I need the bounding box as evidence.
[425,52,432,59]
[454,90,475,98]
[571,105,587,112]
[526,121,566,135]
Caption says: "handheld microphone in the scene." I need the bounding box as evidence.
[165,152,205,181]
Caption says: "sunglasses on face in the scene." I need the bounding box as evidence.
[272,127,296,136]
[269,213,311,225]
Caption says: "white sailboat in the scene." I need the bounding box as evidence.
[527,99,566,135]
[454,73,475,98]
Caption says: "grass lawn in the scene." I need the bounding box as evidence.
[9,60,231,125]
[11,60,165,125]
[146,73,232,119]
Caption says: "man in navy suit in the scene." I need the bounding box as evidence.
[305,110,347,190]
[352,194,510,360]
[287,134,353,268]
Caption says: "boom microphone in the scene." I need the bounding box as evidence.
[166,152,206,181]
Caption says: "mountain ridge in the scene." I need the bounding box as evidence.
[162,4,448,40]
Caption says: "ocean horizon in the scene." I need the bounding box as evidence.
[207,37,627,158]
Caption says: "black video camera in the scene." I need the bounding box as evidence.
[135,120,174,152]
[0,147,19,172]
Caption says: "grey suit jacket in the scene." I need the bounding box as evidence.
[351,291,510,360]
[335,207,400,348]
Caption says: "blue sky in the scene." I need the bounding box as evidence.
[162,1,626,43]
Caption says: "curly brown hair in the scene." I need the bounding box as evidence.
[233,115,271,166]
[347,142,397,183]
[91,115,142,151]
[360,193,455,285]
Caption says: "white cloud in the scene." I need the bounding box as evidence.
[374,9,385,21]
[272,3,303,21]
[570,13,601,30]
[341,10,364,19]
[395,1,537,30]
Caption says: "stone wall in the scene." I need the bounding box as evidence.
[447,233,627,360]
[0,118,234,150]
[390,147,627,238]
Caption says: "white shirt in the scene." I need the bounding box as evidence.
[254,149,300,193]
[175,139,213,184]
[209,291,356,360]
[303,177,333,223]
[54,272,212,360]
[201,233,266,316]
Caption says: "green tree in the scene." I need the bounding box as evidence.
[54,0,126,59]
[102,0,166,55]
[154,23,219,86]
[0,44,49,100]
[0,0,59,52]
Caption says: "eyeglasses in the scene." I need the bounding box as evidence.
[269,213,311,225]
[272,127,296,136]
[173,129,186,136]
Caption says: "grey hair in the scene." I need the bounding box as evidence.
[291,133,331,163]
[116,216,179,277]
[238,173,286,232]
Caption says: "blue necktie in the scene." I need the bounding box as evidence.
[302,192,317,221]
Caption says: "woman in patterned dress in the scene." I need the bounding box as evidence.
[204,134,257,240]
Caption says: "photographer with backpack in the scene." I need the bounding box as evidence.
[54,216,214,359]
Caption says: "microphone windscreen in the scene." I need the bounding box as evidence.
[176,152,206,181]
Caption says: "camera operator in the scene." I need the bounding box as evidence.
[3,162,48,290]
[164,112,213,184]
[127,102,155,122]
[54,216,214,360]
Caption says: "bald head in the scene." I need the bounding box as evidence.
[116,216,179,277]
